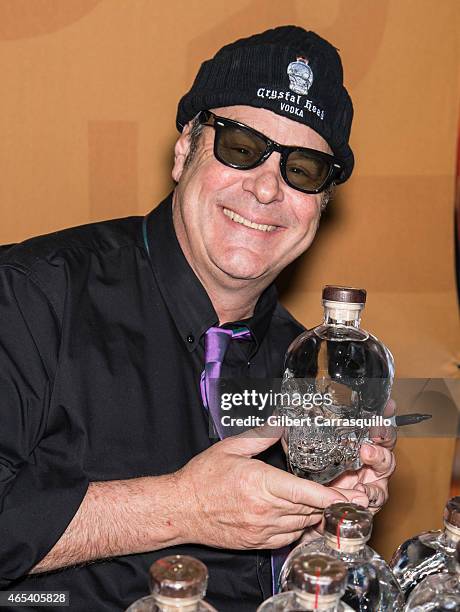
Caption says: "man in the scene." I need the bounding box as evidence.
[0,26,395,611]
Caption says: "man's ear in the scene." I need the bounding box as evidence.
[172,123,192,182]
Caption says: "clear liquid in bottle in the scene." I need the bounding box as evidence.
[404,540,460,611]
[279,502,404,611]
[125,555,217,611]
[390,497,460,601]
[258,552,354,611]
[282,286,394,484]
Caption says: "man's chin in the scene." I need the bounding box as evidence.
[212,255,274,283]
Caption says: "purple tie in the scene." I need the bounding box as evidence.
[199,325,287,594]
[200,326,251,439]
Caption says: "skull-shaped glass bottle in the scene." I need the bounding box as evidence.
[282,285,394,484]
[390,497,460,600]
[404,540,460,611]
[258,552,354,611]
[125,555,217,611]
[279,502,404,611]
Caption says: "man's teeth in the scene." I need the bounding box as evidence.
[223,208,276,232]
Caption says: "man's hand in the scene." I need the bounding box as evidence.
[368,398,398,450]
[329,399,397,514]
[294,400,397,545]
[175,426,369,550]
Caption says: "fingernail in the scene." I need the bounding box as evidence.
[352,497,366,505]
[354,484,366,493]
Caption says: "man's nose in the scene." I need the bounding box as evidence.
[241,156,284,204]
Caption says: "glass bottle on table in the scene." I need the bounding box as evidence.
[404,540,460,611]
[125,555,217,611]
[390,497,460,601]
[281,285,394,485]
[258,552,354,611]
[279,502,404,611]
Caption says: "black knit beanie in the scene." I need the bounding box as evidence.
[176,25,354,183]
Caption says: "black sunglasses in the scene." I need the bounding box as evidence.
[197,110,343,195]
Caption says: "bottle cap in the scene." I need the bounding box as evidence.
[324,502,373,540]
[149,555,208,599]
[444,497,460,528]
[287,552,347,596]
[322,286,367,304]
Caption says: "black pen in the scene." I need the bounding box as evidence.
[389,413,432,427]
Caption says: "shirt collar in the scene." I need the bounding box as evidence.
[143,192,278,352]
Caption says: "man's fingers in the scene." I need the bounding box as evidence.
[222,424,283,457]
[369,425,397,449]
[360,444,395,477]
[280,503,325,517]
[299,522,325,544]
[267,468,366,509]
[281,436,288,454]
[268,530,305,550]
[369,398,397,449]
[357,482,388,508]
[280,485,369,516]
[276,512,325,533]
[330,486,370,508]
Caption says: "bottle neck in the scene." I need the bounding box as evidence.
[324,532,368,556]
[153,594,202,611]
[442,521,460,549]
[323,300,364,328]
[294,591,342,611]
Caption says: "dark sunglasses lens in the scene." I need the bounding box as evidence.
[285,150,330,191]
[215,124,267,168]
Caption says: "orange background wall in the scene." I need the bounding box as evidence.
[1,0,459,559]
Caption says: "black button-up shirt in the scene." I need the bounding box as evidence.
[0,193,304,611]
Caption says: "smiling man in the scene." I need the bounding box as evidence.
[0,26,395,611]
[172,107,334,308]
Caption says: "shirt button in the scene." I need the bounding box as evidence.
[186,334,195,344]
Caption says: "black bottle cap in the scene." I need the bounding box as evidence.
[322,286,367,304]
[444,497,460,528]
